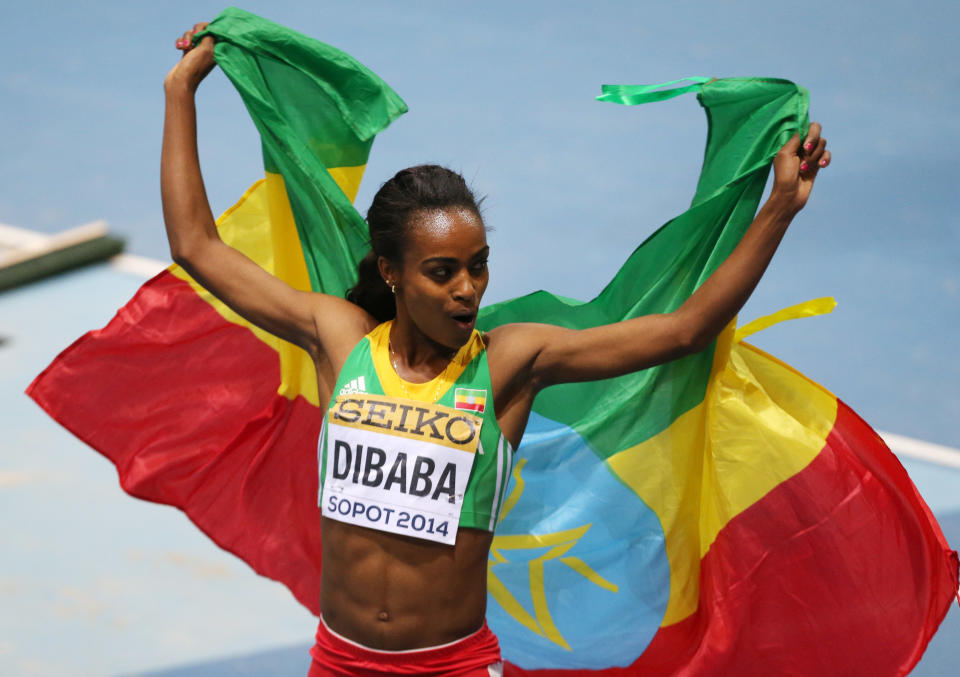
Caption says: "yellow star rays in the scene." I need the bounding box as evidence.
[488,458,619,650]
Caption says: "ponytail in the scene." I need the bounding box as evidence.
[346,251,395,322]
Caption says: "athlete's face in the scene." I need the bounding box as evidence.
[388,207,489,349]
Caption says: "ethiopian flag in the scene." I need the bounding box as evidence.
[479,79,958,675]
[27,8,957,676]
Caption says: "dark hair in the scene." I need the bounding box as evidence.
[346,165,484,321]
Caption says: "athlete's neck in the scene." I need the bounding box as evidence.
[387,318,459,383]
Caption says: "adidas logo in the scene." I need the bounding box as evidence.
[338,376,367,396]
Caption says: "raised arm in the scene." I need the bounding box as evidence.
[489,126,831,391]
[161,24,369,357]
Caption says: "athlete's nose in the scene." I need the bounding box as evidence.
[451,269,477,303]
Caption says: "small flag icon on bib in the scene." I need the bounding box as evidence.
[455,388,486,413]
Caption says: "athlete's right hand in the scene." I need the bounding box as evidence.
[164,22,215,93]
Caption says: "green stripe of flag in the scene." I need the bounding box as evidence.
[199,8,407,296]
[479,78,810,455]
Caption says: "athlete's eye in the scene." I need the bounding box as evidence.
[429,267,452,280]
[471,259,488,274]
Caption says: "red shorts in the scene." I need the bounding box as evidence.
[307,616,503,676]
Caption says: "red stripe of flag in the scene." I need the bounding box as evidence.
[27,271,326,614]
[503,400,958,676]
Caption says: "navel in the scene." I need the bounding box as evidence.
[377,610,390,622]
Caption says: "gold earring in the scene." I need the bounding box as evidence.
[390,283,396,294]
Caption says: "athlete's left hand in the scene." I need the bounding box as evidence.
[771,122,831,214]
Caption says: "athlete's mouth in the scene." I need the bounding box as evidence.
[450,311,477,328]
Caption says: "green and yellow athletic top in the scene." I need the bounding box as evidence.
[318,321,514,544]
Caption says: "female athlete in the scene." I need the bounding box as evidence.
[164,23,831,677]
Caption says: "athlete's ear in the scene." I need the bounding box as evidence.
[377,255,398,289]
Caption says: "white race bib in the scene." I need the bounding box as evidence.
[321,394,482,545]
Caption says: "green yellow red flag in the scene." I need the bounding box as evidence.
[27,9,957,676]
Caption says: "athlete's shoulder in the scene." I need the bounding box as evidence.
[484,322,564,360]
[483,322,562,393]
[309,293,379,366]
